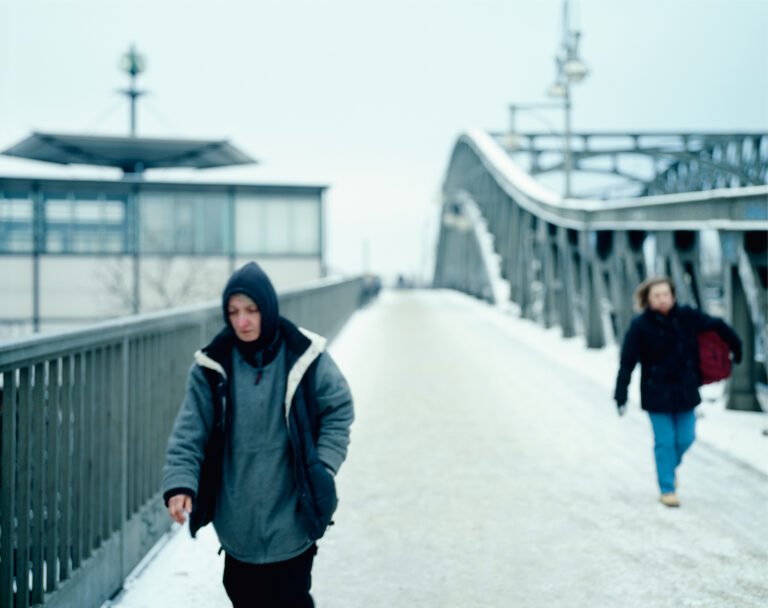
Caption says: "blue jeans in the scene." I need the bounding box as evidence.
[648,409,697,494]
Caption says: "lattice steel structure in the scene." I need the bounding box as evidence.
[493,131,768,199]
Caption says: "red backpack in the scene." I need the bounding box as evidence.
[698,330,732,385]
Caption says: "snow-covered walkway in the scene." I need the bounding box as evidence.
[109,290,768,608]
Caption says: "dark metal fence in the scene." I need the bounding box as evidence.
[0,276,368,608]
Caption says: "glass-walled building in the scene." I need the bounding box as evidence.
[0,169,326,337]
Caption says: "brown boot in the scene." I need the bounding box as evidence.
[659,492,680,508]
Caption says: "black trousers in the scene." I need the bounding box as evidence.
[223,545,317,608]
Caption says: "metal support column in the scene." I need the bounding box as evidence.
[557,226,576,338]
[721,231,761,411]
[580,231,605,348]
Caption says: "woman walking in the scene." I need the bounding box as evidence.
[613,277,741,507]
[162,261,354,607]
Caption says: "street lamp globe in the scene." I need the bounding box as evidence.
[502,131,521,149]
[563,58,588,82]
[547,82,567,98]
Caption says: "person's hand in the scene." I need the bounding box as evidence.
[616,402,627,417]
[168,494,193,524]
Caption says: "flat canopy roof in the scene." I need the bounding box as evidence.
[1,132,256,172]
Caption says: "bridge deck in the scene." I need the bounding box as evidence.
[109,290,768,608]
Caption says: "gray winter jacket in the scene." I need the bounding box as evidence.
[162,324,354,564]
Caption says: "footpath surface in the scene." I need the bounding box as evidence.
[109,290,768,608]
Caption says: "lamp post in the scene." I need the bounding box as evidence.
[504,102,565,175]
[547,0,588,198]
[119,45,147,137]
[507,102,564,144]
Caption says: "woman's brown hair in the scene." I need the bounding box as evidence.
[634,277,676,311]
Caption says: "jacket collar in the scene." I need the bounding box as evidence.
[195,317,326,381]
[645,303,679,324]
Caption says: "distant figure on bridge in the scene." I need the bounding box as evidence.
[162,261,354,607]
[613,277,741,508]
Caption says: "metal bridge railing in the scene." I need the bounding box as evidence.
[0,276,368,608]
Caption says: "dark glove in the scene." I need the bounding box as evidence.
[732,347,743,364]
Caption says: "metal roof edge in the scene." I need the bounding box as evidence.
[0,174,329,192]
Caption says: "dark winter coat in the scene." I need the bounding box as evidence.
[614,304,742,413]
[162,317,353,551]
[163,260,353,562]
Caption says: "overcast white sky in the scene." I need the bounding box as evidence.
[1,0,766,281]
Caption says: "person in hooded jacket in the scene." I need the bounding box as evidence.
[613,277,741,508]
[162,261,354,608]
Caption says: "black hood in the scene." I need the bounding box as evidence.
[221,261,281,365]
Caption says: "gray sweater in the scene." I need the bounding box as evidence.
[162,340,354,564]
